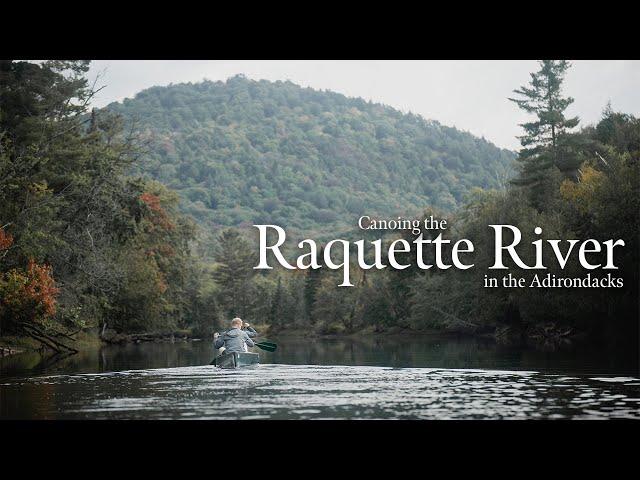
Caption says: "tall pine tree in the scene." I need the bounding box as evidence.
[509,60,580,205]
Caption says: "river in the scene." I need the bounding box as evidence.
[1,335,638,419]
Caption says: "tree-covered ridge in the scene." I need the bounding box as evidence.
[106,75,515,236]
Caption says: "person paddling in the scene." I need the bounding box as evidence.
[242,321,258,340]
[214,317,255,356]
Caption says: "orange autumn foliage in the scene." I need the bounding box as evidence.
[0,229,13,251]
[24,259,60,317]
[0,259,60,321]
[156,244,176,257]
[140,192,175,231]
[157,272,168,295]
[140,192,163,213]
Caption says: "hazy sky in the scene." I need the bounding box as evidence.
[87,60,640,150]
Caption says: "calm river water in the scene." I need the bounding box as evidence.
[1,335,638,419]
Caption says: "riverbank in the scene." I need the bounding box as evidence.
[269,322,600,352]
[0,336,39,357]
[100,329,199,345]
[1,345,24,357]
[1,320,608,357]
[0,331,102,357]
[270,325,461,339]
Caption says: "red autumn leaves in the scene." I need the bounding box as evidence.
[0,228,13,251]
[1,258,60,322]
[140,192,175,231]
[1,226,59,321]
[22,259,60,317]
[0,192,173,324]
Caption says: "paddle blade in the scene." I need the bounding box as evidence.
[254,341,277,352]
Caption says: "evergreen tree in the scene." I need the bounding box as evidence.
[268,276,284,328]
[509,60,580,201]
[303,247,323,324]
[212,229,257,317]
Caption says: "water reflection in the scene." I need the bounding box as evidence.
[2,334,636,379]
[1,335,638,419]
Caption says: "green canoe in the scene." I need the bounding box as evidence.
[211,351,260,368]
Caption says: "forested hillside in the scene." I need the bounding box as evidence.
[106,75,514,237]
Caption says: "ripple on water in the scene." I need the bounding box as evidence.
[589,377,638,383]
[1,364,639,420]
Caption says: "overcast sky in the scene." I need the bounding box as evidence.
[87,60,640,150]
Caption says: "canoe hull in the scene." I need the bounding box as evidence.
[212,351,260,368]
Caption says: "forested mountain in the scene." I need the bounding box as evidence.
[106,75,515,237]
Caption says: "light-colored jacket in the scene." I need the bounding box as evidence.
[214,328,255,353]
[244,326,258,338]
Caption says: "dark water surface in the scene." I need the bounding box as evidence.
[1,336,638,419]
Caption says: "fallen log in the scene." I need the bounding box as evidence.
[19,322,79,354]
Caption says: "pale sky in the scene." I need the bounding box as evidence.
[87,60,640,150]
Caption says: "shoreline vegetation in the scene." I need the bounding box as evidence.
[0,320,584,358]
[1,60,638,362]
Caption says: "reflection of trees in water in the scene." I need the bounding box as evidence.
[99,341,213,371]
[1,335,636,379]
[0,381,57,419]
[265,335,636,374]
[0,353,58,418]
[1,349,91,377]
[266,335,502,368]
[1,341,216,378]
[0,350,42,374]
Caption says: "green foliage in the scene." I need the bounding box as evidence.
[0,60,204,343]
[268,277,284,327]
[107,75,515,239]
[248,108,638,348]
[212,228,258,316]
[509,60,581,207]
[303,259,322,323]
[407,108,639,344]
